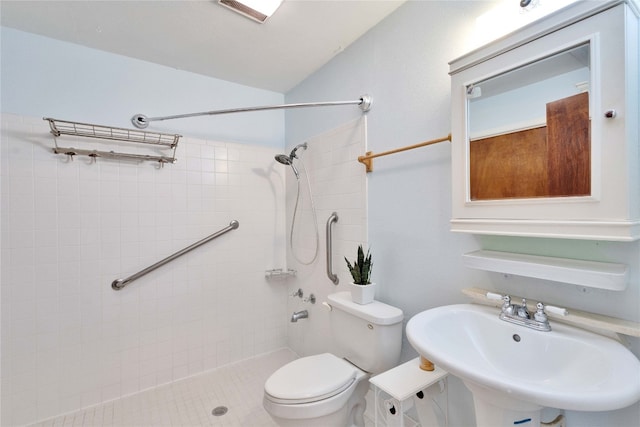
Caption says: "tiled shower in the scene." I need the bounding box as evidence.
[0,113,293,425]
[1,113,368,426]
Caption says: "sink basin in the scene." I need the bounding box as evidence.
[406,304,640,419]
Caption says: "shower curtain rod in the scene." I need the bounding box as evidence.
[131,94,372,129]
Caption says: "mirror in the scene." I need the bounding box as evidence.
[467,43,591,201]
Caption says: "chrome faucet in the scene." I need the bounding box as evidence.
[516,298,530,319]
[290,310,308,323]
[499,295,551,331]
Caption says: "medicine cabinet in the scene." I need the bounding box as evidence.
[450,0,639,241]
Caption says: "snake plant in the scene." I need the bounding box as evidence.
[345,245,373,285]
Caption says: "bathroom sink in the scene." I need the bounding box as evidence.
[406,304,640,414]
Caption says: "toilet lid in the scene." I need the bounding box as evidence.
[265,353,358,404]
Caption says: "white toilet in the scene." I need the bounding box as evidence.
[263,291,404,427]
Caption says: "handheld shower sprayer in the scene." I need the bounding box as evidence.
[274,142,319,266]
[274,143,308,179]
[274,154,300,179]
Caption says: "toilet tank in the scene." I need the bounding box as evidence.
[327,291,404,374]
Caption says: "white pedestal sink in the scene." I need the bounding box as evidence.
[406,304,640,427]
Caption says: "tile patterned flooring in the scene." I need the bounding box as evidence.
[29,349,298,427]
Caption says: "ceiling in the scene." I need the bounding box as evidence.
[0,0,407,93]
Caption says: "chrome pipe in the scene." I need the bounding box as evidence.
[112,220,239,290]
[131,95,372,129]
[326,212,339,285]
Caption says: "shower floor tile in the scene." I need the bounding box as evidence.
[29,348,297,427]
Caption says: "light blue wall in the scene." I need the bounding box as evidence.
[286,1,640,425]
[286,0,494,325]
[1,27,285,148]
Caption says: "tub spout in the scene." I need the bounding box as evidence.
[291,310,308,322]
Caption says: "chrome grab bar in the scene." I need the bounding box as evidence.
[326,212,339,285]
[112,220,239,290]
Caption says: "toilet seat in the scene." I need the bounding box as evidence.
[264,353,358,404]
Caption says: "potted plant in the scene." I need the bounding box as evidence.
[345,245,375,304]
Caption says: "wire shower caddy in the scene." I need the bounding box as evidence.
[44,117,182,165]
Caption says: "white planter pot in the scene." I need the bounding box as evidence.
[350,282,376,305]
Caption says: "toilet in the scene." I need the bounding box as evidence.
[263,291,404,427]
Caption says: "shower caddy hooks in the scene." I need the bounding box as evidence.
[44,117,182,165]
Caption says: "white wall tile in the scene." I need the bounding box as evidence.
[0,114,288,425]
[284,118,368,357]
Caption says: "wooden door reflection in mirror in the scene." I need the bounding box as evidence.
[467,43,591,201]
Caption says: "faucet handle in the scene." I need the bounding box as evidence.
[534,302,548,322]
[502,295,511,308]
[500,295,513,315]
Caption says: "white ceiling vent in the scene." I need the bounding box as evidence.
[218,0,283,23]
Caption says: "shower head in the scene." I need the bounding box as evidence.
[275,154,293,166]
[275,142,307,179]
[275,153,300,179]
